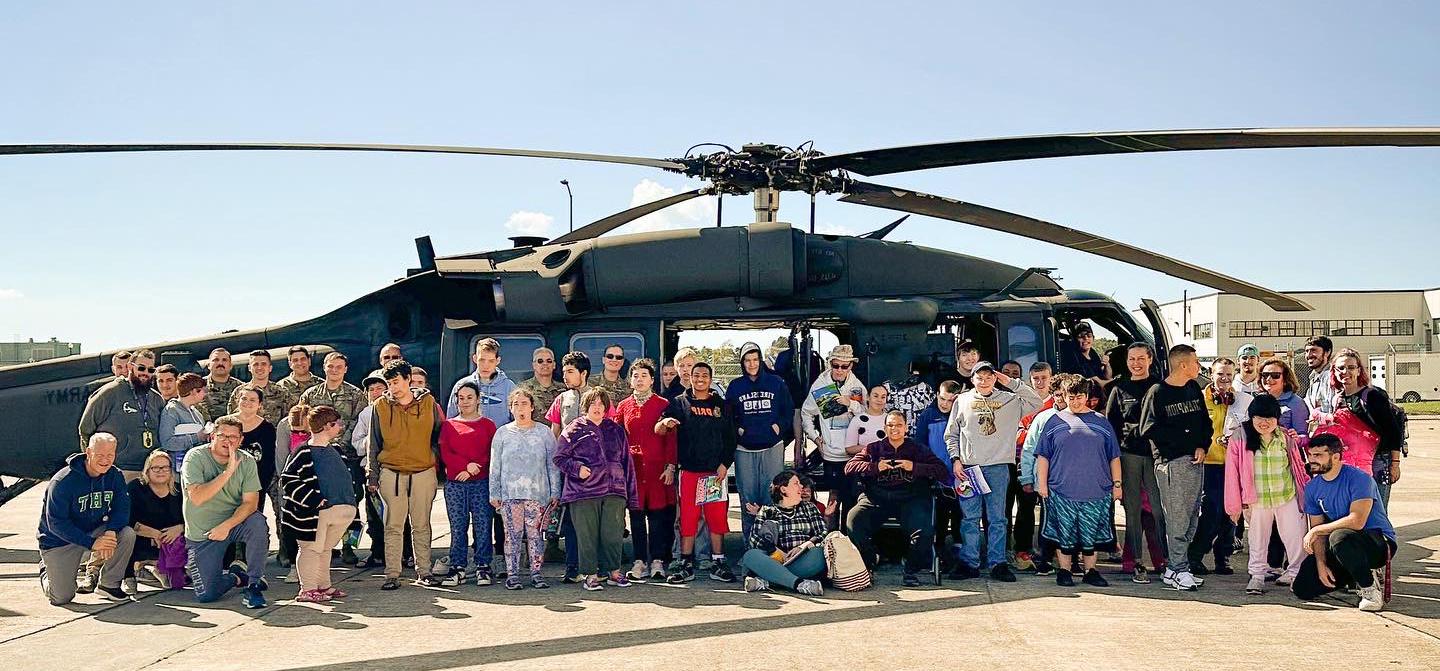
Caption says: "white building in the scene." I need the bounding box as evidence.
[1138,288,1440,362]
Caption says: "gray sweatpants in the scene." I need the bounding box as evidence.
[40,526,137,605]
[1154,456,1204,574]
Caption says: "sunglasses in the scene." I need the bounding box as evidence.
[381,355,402,361]
[534,358,554,364]
[133,364,154,372]
[604,354,625,361]
[830,362,852,370]
[1260,372,1284,380]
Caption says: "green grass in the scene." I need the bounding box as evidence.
[1400,401,1440,415]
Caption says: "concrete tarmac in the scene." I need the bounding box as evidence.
[2,423,1438,670]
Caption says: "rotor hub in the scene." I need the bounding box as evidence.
[668,142,848,196]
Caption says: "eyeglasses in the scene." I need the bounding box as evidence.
[830,362,852,370]
[1259,372,1284,380]
[1336,365,1360,372]
[133,364,154,372]
[533,358,554,364]
[604,354,625,361]
[147,466,170,472]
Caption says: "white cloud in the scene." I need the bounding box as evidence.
[814,222,859,236]
[625,179,716,233]
[0,289,23,300]
[503,210,555,236]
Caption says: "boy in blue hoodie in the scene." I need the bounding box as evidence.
[38,433,136,604]
[726,342,794,538]
[916,380,961,572]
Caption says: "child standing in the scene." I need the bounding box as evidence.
[1035,377,1123,587]
[489,388,562,590]
[439,382,498,586]
[280,405,359,603]
[1224,394,1311,594]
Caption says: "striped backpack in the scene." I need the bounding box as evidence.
[821,531,872,591]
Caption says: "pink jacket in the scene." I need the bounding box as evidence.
[1223,431,1310,518]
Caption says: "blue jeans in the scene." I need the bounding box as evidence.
[187,511,269,603]
[957,464,1011,570]
[740,546,826,590]
[735,443,785,539]
[444,479,493,569]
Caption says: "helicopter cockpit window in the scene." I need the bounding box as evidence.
[469,334,545,380]
[1005,323,1041,372]
[570,333,644,373]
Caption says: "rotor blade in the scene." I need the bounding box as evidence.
[839,181,1313,311]
[860,214,909,240]
[811,127,1440,176]
[0,142,683,171]
[548,189,704,244]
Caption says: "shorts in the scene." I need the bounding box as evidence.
[1040,493,1115,555]
[678,469,730,538]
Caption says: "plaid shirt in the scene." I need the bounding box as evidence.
[748,502,829,553]
[1253,433,1296,508]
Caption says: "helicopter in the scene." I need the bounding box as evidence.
[1,127,1437,503]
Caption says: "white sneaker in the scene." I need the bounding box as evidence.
[1358,583,1385,612]
[744,576,771,592]
[1245,576,1266,595]
[649,559,667,579]
[1172,571,1199,592]
[626,560,649,582]
[796,579,824,596]
[1161,568,1178,589]
[432,556,451,576]
[1275,574,1294,588]
[284,567,300,584]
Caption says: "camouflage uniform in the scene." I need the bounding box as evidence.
[228,381,295,427]
[593,373,633,403]
[518,375,564,424]
[299,380,369,461]
[275,373,324,412]
[200,375,244,423]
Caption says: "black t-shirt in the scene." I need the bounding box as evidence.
[128,479,183,531]
[1060,341,1105,379]
[241,420,277,484]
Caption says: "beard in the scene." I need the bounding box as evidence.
[1305,460,1329,475]
[129,374,152,392]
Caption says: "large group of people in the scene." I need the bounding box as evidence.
[39,330,1402,614]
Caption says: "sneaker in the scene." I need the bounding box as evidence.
[627,560,649,581]
[474,570,493,587]
[254,576,270,592]
[242,585,268,609]
[323,586,348,598]
[990,564,1017,583]
[415,574,444,587]
[649,559,667,580]
[666,561,696,584]
[697,558,714,572]
[1172,571,1200,592]
[606,572,631,588]
[744,576,771,593]
[439,570,465,587]
[122,577,138,595]
[97,584,131,601]
[284,567,300,584]
[1191,573,1206,588]
[795,579,824,596]
[562,568,581,584]
[582,575,604,591]
[505,576,523,590]
[432,557,451,576]
[146,565,171,589]
[947,563,980,580]
[1033,560,1055,577]
[295,589,331,603]
[75,567,97,594]
[1246,576,1266,595]
[530,573,550,589]
[1082,569,1109,587]
[380,578,400,591]
[902,573,921,588]
[1264,569,1281,583]
[1013,552,1035,571]
[1161,568,1178,589]
[1358,571,1385,612]
[1214,560,1235,576]
[1056,569,1075,587]
[1132,567,1151,584]
[1275,574,1294,588]
[709,562,737,583]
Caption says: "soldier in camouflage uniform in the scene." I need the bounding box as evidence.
[298,352,369,459]
[518,347,563,424]
[228,350,295,426]
[275,345,324,411]
[593,343,634,401]
[200,348,244,422]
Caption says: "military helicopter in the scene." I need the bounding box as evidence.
[2,127,1437,501]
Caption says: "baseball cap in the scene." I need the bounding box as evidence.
[973,361,997,373]
[362,373,386,388]
[1237,344,1260,359]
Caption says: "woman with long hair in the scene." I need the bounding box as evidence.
[738,470,829,596]
[1321,348,1403,506]
[1223,395,1310,594]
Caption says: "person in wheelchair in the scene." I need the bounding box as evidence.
[845,411,948,587]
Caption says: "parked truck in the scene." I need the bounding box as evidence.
[1370,347,1440,403]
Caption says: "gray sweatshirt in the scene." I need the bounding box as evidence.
[78,378,166,471]
[943,383,1042,467]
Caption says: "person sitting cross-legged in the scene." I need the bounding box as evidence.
[845,411,949,587]
[740,470,829,596]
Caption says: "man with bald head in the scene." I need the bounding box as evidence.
[38,433,136,604]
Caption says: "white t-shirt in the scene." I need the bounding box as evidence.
[844,411,887,457]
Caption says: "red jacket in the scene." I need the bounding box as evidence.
[616,394,677,510]
[439,416,497,481]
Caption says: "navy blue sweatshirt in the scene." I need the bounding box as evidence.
[37,453,131,550]
[725,371,794,450]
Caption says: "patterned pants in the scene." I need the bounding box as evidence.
[500,500,548,576]
[444,479,493,570]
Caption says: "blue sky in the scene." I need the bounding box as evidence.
[2,2,1437,352]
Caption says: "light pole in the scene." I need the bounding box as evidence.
[560,179,573,232]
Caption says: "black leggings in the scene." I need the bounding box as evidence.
[1292,528,1392,600]
[1006,464,1037,554]
[629,507,676,564]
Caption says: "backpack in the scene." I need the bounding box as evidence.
[1359,387,1410,457]
[821,531,872,591]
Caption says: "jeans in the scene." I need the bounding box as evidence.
[1154,456,1204,573]
[1372,453,1394,509]
[1188,463,1234,566]
[39,526,137,605]
[629,506,676,564]
[1292,528,1393,600]
[740,546,826,590]
[1120,452,1168,567]
[735,443,785,539]
[957,463,1011,570]
[570,496,627,575]
[187,512,270,603]
[847,491,935,574]
[444,479,493,570]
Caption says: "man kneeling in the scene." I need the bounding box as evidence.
[1292,434,1397,612]
[38,433,136,604]
[845,411,948,587]
[183,416,270,608]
